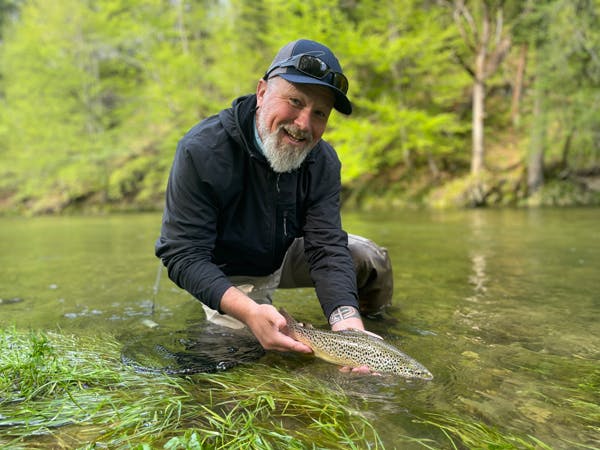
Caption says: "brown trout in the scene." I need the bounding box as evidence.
[280,308,433,380]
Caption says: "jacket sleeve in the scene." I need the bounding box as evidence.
[303,144,359,320]
[155,132,233,312]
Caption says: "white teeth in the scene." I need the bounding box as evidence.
[284,127,306,141]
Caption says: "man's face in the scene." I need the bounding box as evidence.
[255,77,334,173]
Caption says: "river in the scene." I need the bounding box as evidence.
[1,208,598,448]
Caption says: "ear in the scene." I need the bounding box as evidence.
[256,78,268,107]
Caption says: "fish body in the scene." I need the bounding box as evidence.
[280,308,433,380]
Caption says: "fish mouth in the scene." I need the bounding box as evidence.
[409,369,433,381]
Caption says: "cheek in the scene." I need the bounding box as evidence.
[257,107,276,134]
[312,122,327,140]
[260,103,288,131]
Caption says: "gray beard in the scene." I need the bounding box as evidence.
[257,120,315,173]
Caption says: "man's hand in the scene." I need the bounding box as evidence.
[220,286,312,353]
[246,304,313,353]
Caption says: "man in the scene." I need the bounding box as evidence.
[155,39,392,370]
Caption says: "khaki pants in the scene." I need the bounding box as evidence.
[202,234,393,328]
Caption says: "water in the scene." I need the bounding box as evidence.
[1,209,598,448]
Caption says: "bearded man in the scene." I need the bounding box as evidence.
[155,39,393,371]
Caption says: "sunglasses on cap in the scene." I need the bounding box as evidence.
[266,53,349,95]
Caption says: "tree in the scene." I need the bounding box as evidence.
[515,0,600,194]
[323,0,469,183]
[0,0,21,37]
[449,0,512,175]
[0,0,225,211]
[1,0,597,212]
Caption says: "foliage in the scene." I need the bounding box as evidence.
[0,0,598,212]
[524,0,600,169]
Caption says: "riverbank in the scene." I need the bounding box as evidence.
[2,169,599,216]
[343,168,600,211]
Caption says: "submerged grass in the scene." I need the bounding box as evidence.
[412,413,555,450]
[0,328,383,449]
[1,327,575,449]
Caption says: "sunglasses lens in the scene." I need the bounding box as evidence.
[269,54,349,95]
[297,55,348,94]
[332,73,349,94]
[297,55,329,78]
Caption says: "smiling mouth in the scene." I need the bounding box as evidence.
[282,126,310,143]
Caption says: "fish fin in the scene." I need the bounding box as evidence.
[338,329,384,340]
[278,307,294,325]
[359,329,384,340]
[336,329,367,337]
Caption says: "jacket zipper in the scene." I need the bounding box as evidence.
[276,174,288,237]
[272,173,281,262]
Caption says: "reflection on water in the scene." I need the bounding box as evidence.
[1,209,599,449]
[468,253,487,297]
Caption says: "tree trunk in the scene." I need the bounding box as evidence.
[174,0,189,54]
[452,1,510,177]
[528,78,546,194]
[560,127,575,170]
[471,76,486,175]
[511,43,528,128]
[470,12,488,176]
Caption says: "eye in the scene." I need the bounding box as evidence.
[289,97,302,107]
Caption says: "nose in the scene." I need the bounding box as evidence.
[293,107,312,132]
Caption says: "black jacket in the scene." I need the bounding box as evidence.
[155,94,358,319]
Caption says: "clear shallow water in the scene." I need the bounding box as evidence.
[1,209,598,448]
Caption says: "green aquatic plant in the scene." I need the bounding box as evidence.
[1,329,122,403]
[0,328,384,449]
[2,327,581,449]
[187,368,384,449]
[413,413,554,450]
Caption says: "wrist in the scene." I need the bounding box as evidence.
[220,286,258,323]
[328,305,361,327]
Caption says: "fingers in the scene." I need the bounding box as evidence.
[286,339,313,354]
[272,335,313,353]
[339,365,381,376]
[267,307,312,353]
[249,305,312,353]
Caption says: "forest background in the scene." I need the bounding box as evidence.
[0,0,598,215]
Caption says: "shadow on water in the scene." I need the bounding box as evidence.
[120,321,265,375]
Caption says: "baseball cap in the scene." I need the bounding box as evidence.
[265,39,352,115]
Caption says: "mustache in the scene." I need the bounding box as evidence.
[280,124,313,143]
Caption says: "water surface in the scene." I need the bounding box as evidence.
[1,209,598,448]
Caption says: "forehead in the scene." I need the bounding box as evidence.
[271,77,335,109]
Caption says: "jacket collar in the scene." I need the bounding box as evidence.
[220,94,265,162]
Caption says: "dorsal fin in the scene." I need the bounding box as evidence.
[336,328,384,340]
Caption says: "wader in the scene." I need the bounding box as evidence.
[202,234,393,329]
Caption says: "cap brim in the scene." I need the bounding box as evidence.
[278,73,352,115]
